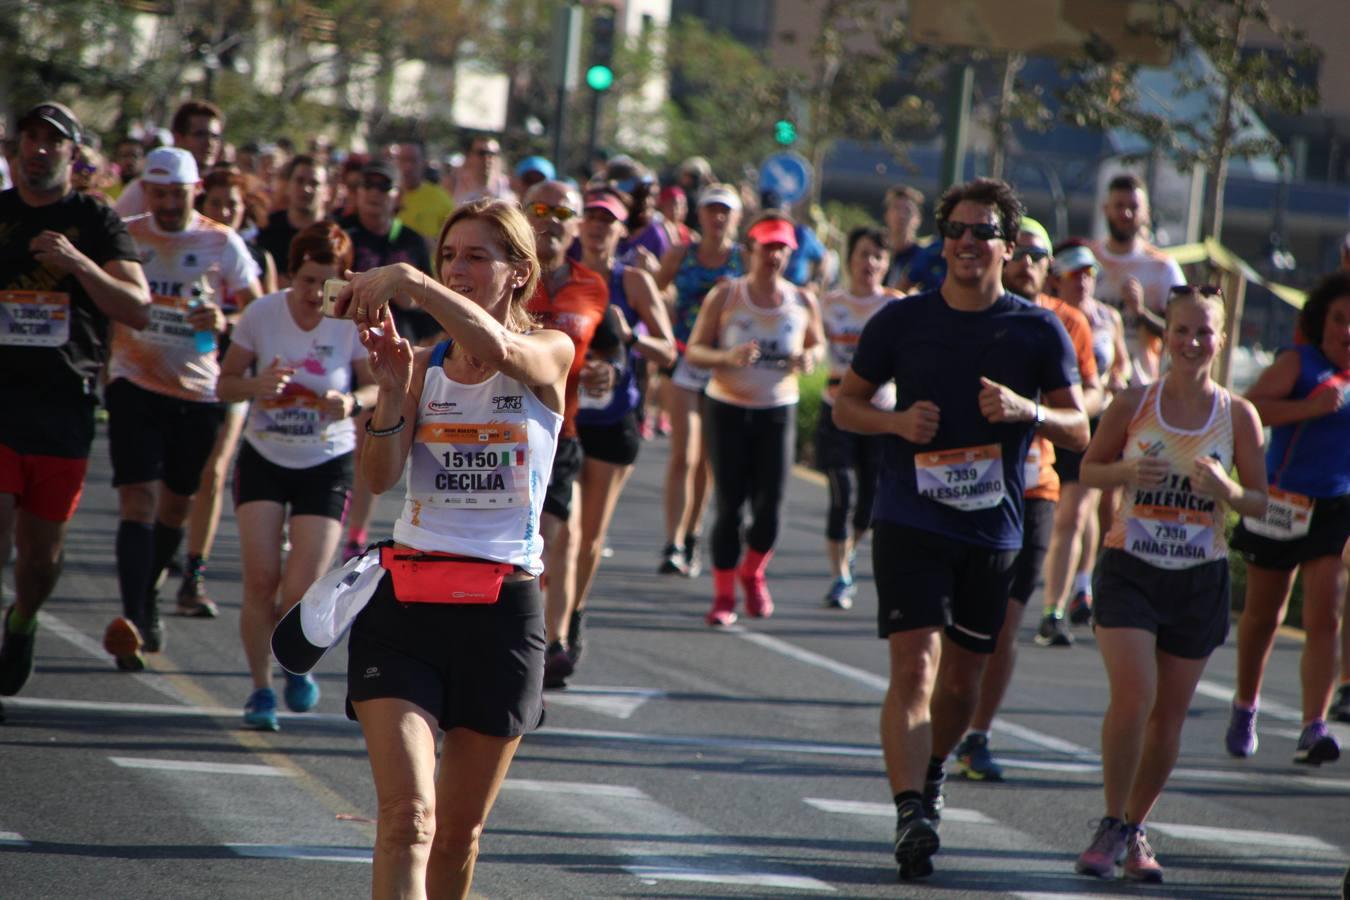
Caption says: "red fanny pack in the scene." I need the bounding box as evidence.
[379,547,512,604]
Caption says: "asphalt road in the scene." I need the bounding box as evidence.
[2,426,1348,899]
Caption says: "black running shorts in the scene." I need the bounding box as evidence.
[106,378,225,496]
[1092,548,1230,659]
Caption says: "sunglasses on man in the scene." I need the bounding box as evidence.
[1011,247,1049,262]
[938,220,1005,241]
[528,202,577,222]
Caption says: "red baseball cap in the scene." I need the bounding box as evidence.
[584,190,628,222]
[747,218,798,249]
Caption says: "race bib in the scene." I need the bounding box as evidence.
[139,294,199,349]
[1241,487,1314,541]
[915,443,1006,511]
[409,422,530,507]
[0,290,70,347]
[1023,443,1042,487]
[1125,505,1215,569]
[254,394,328,447]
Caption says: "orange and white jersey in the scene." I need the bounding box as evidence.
[820,287,896,410]
[111,212,258,402]
[705,277,813,410]
[1104,379,1234,569]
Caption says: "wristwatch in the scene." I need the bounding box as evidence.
[1032,401,1046,427]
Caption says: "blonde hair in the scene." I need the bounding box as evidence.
[434,198,540,334]
[1165,286,1227,333]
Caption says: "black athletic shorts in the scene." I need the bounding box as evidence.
[542,436,583,520]
[106,378,225,496]
[1092,548,1230,659]
[232,441,354,521]
[872,520,1020,654]
[1230,493,1350,573]
[813,404,882,473]
[577,414,641,467]
[1008,498,1056,605]
[345,573,546,736]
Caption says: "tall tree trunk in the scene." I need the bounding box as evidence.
[988,53,1021,180]
[1207,0,1250,243]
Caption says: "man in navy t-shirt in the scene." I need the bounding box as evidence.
[833,177,1088,878]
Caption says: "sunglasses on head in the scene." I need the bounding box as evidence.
[1168,284,1222,299]
[939,220,1004,241]
[1011,247,1049,262]
[529,202,577,222]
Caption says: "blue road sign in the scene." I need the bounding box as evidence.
[759,152,812,205]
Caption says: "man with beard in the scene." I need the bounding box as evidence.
[100,147,261,672]
[951,217,1102,781]
[833,179,1088,879]
[0,103,151,716]
[1090,173,1185,372]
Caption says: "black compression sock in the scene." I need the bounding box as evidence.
[894,790,922,810]
[926,758,946,782]
[150,522,185,592]
[116,521,155,622]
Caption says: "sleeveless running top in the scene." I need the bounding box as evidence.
[393,340,563,575]
[1104,379,1234,569]
[705,277,812,409]
[1265,343,1350,498]
[820,287,896,409]
[576,269,641,426]
[672,241,743,346]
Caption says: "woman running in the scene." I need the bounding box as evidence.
[815,225,900,608]
[686,211,824,625]
[1226,271,1350,764]
[338,198,571,898]
[1075,285,1266,883]
[654,184,744,576]
[217,222,375,729]
[560,186,675,683]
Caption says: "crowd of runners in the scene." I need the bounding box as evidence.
[1,97,1348,893]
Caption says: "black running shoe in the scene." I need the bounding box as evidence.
[0,608,37,696]
[893,798,940,877]
[1034,613,1074,647]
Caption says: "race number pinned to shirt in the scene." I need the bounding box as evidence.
[409,422,530,507]
[1125,505,1214,569]
[1241,486,1314,542]
[0,291,70,347]
[140,293,200,349]
[915,444,1006,511]
[255,393,328,448]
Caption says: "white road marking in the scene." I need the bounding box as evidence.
[39,612,190,705]
[109,756,293,777]
[542,685,664,719]
[539,724,881,757]
[624,864,834,892]
[1147,822,1341,855]
[502,778,647,799]
[227,844,371,863]
[0,831,30,847]
[803,797,996,824]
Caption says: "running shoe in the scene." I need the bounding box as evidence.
[102,617,145,673]
[175,574,219,618]
[543,641,574,689]
[1068,591,1093,625]
[683,539,702,578]
[823,577,854,610]
[955,732,1004,782]
[658,544,688,576]
[0,607,37,696]
[282,671,320,713]
[1122,824,1164,883]
[893,798,940,877]
[1034,613,1074,647]
[657,412,671,436]
[1075,816,1126,878]
[922,771,945,823]
[705,593,737,627]
[1293,720,1341,765]
[1331,683,1350,724]
[740,572,773,618]
[1224,703,1258,757]
[243,687,280,731]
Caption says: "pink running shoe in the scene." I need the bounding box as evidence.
[1075,817,1126,878]
[705,593,737,627]
[1122,825,1163,883]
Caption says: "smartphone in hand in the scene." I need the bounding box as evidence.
[321,278,351,318]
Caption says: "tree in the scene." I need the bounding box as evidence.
[1061,0,1320,242]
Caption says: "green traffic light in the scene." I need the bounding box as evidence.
[586,64,614,91]
[774,119,796,145]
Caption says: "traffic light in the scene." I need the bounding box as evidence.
[588,9,615,92]
[774,118,797,145]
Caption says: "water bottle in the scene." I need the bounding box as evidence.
[189,283,217,354]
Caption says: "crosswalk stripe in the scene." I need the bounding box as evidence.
[542,685,664,719]
[1147,821,1341,855]
[226,844,371,863]
[803,797,996,824]
[109,756,293,777]
[0,831,30,847]
[502,778,647,799]
[625,864,834,892]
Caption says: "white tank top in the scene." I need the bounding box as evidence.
[392,349,562,575]
[820,287,896,409]
[705,277,812,409]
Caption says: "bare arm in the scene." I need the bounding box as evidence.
[1245,349,1344,427]
[30,230,151,329]
[1198,396,1267,518]
[1080,387,1154,490]
[977,378,1089,451]
[624,267,677,370]
[359,317,424,495]
[833,368,940,443]
[655,243,688,292]
[795,288,826,373]
[685,283,754,369]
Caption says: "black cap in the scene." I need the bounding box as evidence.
[18,102,82,144]
[360,159,399,186]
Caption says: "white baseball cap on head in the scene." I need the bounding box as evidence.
[697,184,742,211]
[141,146,200,185]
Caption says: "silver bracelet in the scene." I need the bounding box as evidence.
[365,416,406,437]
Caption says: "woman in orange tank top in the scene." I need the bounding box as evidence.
[1072,286,1267,884]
